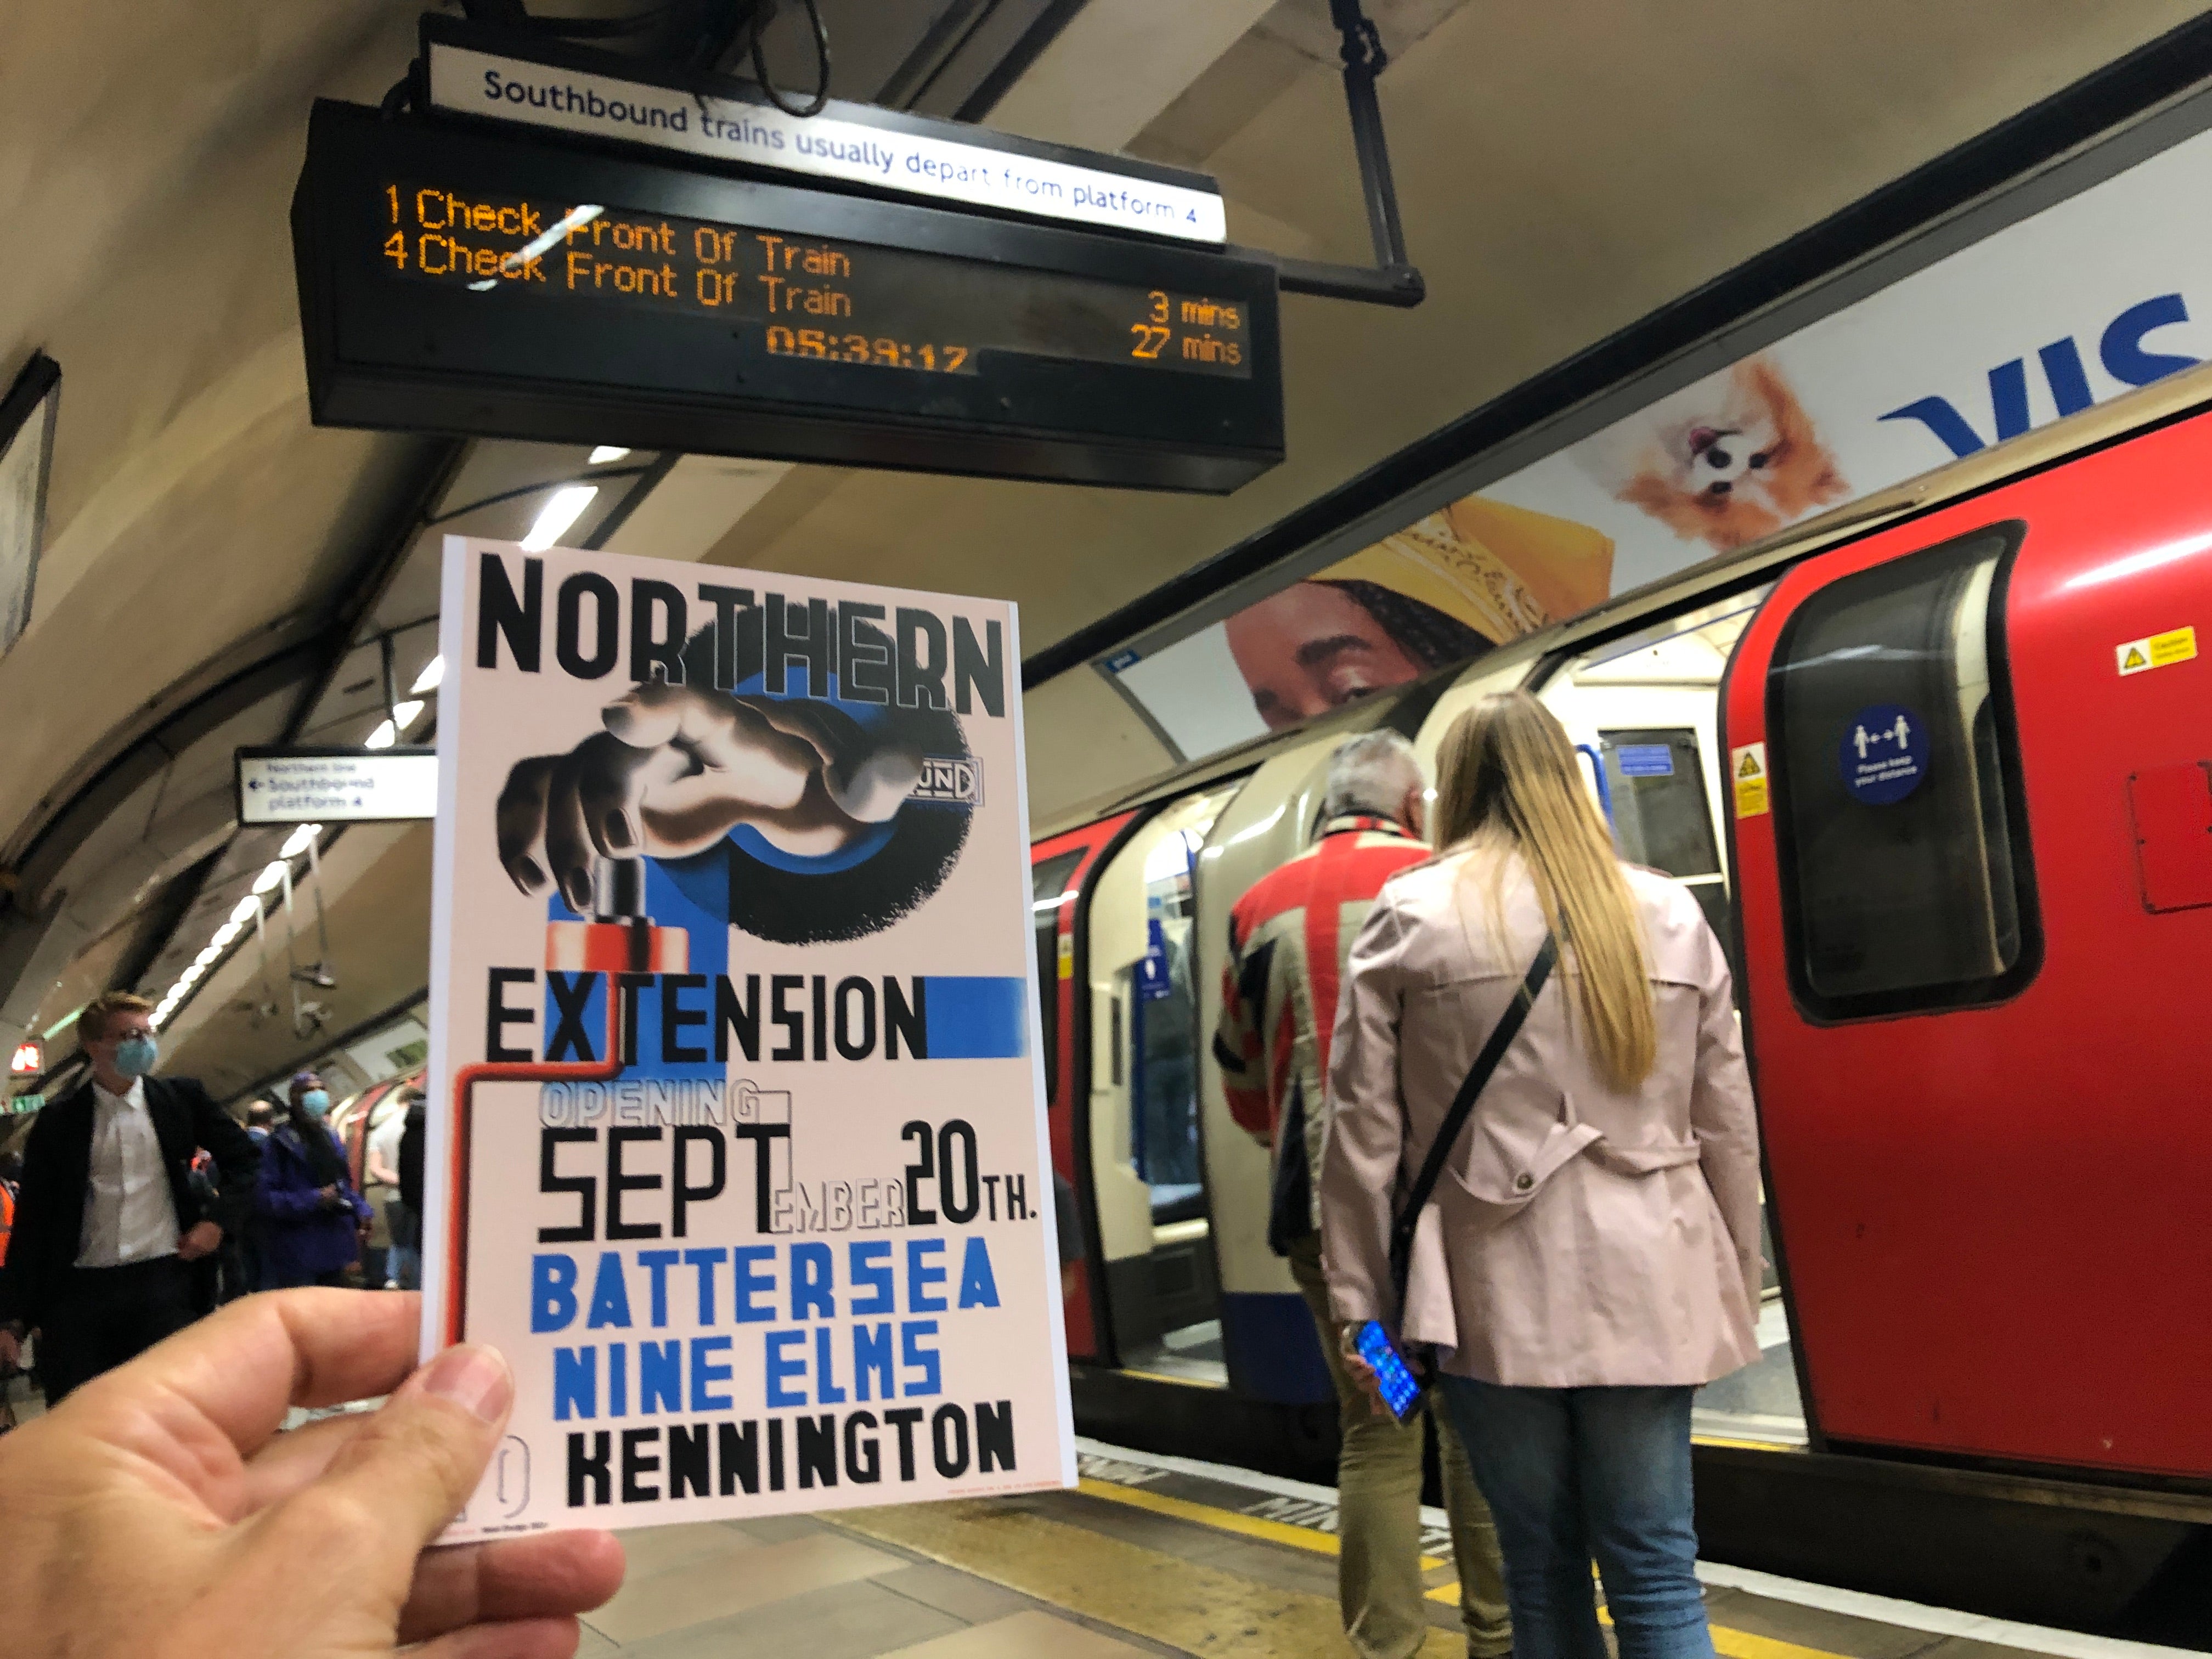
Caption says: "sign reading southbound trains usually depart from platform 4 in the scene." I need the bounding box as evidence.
[288,20,1283,493]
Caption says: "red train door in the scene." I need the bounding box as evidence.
[1032,814,1138,1363]
[1726,408,2212,1479]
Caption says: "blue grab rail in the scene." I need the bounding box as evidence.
[1575,742,1615,823]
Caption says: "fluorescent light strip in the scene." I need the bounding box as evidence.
[467,204,603,291]
[520,484,598,552]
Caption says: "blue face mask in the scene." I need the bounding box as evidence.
[300,1088,331,1118]
[114,1035,159,1079]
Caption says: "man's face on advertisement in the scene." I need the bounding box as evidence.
[1223,583,1422,731]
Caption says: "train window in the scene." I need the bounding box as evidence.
[1031,850,1083,1102]
[1535,583,1770,995]
[1598,728,1722,878]
[1767,522,2040,1018]
[1597,727,1734,972]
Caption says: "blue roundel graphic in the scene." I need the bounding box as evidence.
[1837,703,1928,804]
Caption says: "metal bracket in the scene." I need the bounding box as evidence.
[1229,0,1424,308]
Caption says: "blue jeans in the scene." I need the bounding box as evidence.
[387,1200,422,1291]
[1438,1378,1712,1659]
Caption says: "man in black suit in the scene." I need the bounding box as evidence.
[0,990,261,1402]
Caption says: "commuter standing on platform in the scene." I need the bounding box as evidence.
[363,1092,408,1287]
[0,991,261,1403]
[392,1088,427,1292]
[1323,692,1762,1659]
[255,1072,371,1290]
[1215,730,1510,1659]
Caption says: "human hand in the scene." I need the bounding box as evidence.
[0,1289,623,1659]
[0,1325,21,1370]
[178,1220,224,1261]
[1340,1324,1394,1420]
[496,680,922,907]
[318,1184,344,1210]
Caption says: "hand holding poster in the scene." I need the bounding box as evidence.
[424,535,1071,1542]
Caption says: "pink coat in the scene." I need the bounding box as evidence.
[1320,847,1763,1387]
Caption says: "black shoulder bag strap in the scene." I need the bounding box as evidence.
[1386,933,1558,1316]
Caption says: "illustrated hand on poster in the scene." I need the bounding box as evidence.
[495,679,926,906]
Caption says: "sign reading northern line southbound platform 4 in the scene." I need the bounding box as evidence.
[236,747,438,825]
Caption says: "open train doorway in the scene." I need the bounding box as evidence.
[1085,785,1242,1384]
[1527,585,1806,1446]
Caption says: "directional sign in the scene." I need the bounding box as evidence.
[236,746,437,825]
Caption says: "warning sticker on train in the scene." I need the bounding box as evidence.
[2115,625,2196,676]
[1838,704,1928,805]
[422,534,1072,1542]
[1731,743,1768,818]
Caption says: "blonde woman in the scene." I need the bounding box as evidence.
[1321,692,1761,1659]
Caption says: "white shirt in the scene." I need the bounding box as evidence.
[77,1077,180,1267]
[366,1105,408,1189]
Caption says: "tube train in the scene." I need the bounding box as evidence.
[1031,362,2212,1622]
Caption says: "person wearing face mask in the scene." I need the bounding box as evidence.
[0,990,262,1403]
[254,1072,373,1290]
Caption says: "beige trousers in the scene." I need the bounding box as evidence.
[1288,1233,1512,1659]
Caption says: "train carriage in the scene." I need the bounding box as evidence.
[1032,359,2212,1620]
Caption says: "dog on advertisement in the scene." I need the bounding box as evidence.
[1582,355,1848,552]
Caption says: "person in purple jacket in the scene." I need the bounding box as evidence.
[253,1072,370,1289]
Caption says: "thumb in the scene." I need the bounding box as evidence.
[266,1344,514,1578]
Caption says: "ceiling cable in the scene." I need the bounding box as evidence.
[752,0,831,117]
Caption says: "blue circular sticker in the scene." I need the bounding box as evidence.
[1838,703,1928,804]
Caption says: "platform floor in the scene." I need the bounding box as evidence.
[572,1439,2188,1659]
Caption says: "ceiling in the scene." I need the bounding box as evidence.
[0,0,2198,1098]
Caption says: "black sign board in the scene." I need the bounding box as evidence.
[291,101,1285,492]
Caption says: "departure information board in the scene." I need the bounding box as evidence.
[382,182,1252,375]
[295,103,1283,492]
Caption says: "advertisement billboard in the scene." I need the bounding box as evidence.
[1110,110,2212,760]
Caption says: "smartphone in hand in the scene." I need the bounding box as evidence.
[1353,1319,1425,1422]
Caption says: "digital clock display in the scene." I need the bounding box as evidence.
[379,182,1252,379]
[294,100,1284,492]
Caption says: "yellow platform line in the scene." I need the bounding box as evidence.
[1418,1581,1846,1659]
[833,1497,1466,1658]
[1078,1477,1443,1571]
[1077,1478,1843,1659]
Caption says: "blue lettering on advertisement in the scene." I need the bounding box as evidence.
[1838,704,1929,805]
[1879,293,2202,458]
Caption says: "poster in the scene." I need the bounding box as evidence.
[424,535,1071,1541]
[1114,113,2212,760]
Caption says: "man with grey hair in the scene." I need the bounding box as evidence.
[1322,729,1427,823]
[1215,729,1509,1659]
